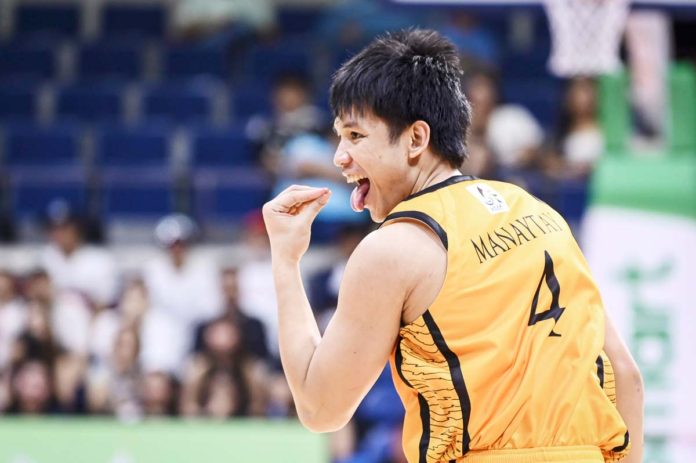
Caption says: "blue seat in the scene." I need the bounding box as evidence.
[190,126,255,168]
[0,45,56,79]
[55,83,125,123]
[231,83,272,120]
[101,175,175,217]
[3,122,81,167]
[0,83,36,121]
[9,172,87,220]
[164,46,229,80]
[502,79,562,130]
[192,168,269,221]
[15,4,80,38]
[2,122,86,219]
[100,4,166,39]
[142,82,215,124]
[95,123,170,167]
[95,123,175,217]
[246,43,311,83]
[77,41,143,80]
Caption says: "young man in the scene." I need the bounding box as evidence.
[262,29,643,463]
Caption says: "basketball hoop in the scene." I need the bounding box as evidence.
[543,0,631,77]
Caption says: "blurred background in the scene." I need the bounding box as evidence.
[0,0,694,461]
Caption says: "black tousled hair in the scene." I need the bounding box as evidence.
[330,29,471,167]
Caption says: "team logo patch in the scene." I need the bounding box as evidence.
[466,183,509,214]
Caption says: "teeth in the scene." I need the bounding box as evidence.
[344,174,367,184]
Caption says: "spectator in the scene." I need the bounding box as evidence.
[6,359,57,415]
[249,73,327,167]
[181,316,269,417]
[140,214,223,376]
[194,268,269,361]
[87,327,142,419]
[0,271,27,370]
[545,77,604,179]
[140,371,179,417]
[462,70,499,177]
[173,0,275,41]
[236,211,278,359]
[441,12,501,69]
[40,200,119,310]
[309,224,370,332]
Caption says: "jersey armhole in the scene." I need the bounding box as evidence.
[381,210,448,251]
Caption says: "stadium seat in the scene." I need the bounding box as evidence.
[502,79,562,130]
[3,122,81,167]
[77,41,144,80]
[189,126,255,168]
[95,123,170,167]
[2,122,86,219]
[0,44,56,80]
[230,83,273,120]
[246,42,312,83]
[55,83,125,123]
[100,4,166,39]
[15,4,80,38]
[142,82,217,124]
[95,123,176,217]
[164,46,230,80]
[0,83,37,121]
[192,168,270,221]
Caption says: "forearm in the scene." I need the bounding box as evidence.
[271,258,324,420]
[614,358,644,463]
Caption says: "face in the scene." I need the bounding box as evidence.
[333,112,414,222]
[567,78,596,118]
[49,223,80,254]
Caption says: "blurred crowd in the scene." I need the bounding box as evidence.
[1,1,656,462]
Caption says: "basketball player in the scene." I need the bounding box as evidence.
[262,29,643,463]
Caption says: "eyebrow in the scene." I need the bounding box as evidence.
[333,120,360,135]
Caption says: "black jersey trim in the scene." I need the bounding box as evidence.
[395,337,430,463]
[382,211,448,250]
[404,174,477,201]
[596,355,605,389]
[612,431,630,452]
[423,311,472,456]
[417,394,431,463]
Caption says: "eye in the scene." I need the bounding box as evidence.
[349,131,363,140]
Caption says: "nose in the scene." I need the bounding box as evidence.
[333,144,351,168]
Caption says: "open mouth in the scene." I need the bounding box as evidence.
[346,175,370,212]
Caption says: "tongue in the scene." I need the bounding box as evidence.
[350,180,370,212]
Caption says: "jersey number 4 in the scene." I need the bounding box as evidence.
[528,250,566,337]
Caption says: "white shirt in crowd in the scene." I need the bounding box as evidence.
[41,244,119,307]
[0,298,27,369]
[140,253,223,375]
[237,259,279,357]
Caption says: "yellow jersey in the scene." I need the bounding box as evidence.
[382,176,629,463]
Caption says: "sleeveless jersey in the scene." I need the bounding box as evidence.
[382,176,630,463]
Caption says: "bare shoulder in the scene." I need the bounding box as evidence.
[343,220,447,322]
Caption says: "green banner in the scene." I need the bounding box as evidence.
[0,417,328,463]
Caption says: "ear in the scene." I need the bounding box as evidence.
[407,120,431,161]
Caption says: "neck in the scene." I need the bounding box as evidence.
[410,163,462,197]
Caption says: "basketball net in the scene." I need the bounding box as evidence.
[543,0,631,77]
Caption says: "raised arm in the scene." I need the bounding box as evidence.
[603,312,644,463]
[262,185,442,432]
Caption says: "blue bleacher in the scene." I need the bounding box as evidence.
[246,42,312,83]
[0,83,36,121]
[192,168,269,221]
[55,83,125,123]
[190,126,255,168]
[502,78,562,130]
[95,123,170,167]
[77,40,144,80]
[4,122,81,167]
[95,123,174,217]
[164,46,230,80]
[231,82,273,120]
[2,122,86,219]
[100,4,166,39]
[142,82,216,124]
[15,4,80,38]
[0,44,56,80]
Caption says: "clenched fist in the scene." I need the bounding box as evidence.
[262,185,332,264]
